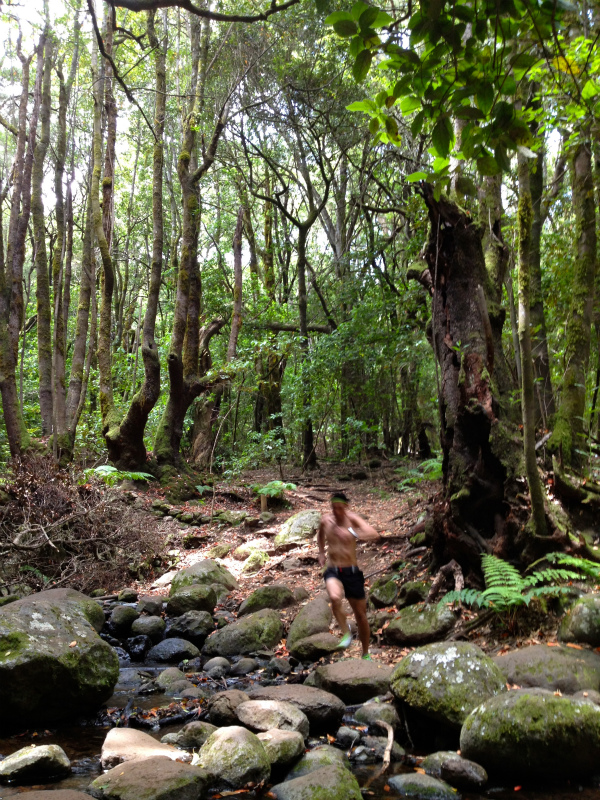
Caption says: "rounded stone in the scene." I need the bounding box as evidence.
[131,615,166,643]
[384,604,456,646]
[161,721,217,749]
[118,588,138,603]
[202,608,284,657]
[147,638,200,663]
[387,772,458,799]
[110,605,140,636]
[257,729,305,766]
[238,585,296,616]
[166,585,217,617]
[170,559,238,596]
[195,725,270,790]
[166,610,214,646]
[156,667,186,688]
[230,657,259,676]
[236,699,310,738]
[494,643,600,694]
[248,684,345,734]
[354,701,400,730]
[136,596,164,616]
[271,764,361,800]
[312,658,393,704]
[0,744,70,782]
[207,689,250,726]
[284,745,350,780]
[204,656,231,673]
[273,510,321,547]
[559,595,600,647]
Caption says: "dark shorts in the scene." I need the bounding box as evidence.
[324,565,366,600]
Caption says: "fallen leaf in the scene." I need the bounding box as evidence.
[547,642,559,647]
[69,641,77,648]
[566,643,583,650]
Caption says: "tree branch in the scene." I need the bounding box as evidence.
[104,0,300,22]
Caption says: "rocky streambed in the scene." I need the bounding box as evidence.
[4,557,600,799]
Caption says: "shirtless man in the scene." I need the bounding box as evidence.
[317,492,382,659]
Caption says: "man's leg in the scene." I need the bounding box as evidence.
[348,597,370,656]
[325,577,350,637]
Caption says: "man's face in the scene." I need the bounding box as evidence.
[331,501,347,523]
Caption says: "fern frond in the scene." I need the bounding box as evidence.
[523,568,581,587]
[482,554,524,589]
[544,552,600,581]
[437,588,486,609]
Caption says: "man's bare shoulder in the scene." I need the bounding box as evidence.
[320,512,336,529]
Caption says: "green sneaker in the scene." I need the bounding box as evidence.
[361,653,373,661]
[337,630,352,649]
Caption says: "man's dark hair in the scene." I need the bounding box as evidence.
[331,491,349,504]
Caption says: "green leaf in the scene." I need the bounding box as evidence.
[476,83,494,116]
[400,95,421,114]
[410,110,425,137]
[372,10,393,27]
[353,49,373,82]
[314,0,329,13]
[406,170,427,182]
[333,19,358,36]
[359,6,379,29]
[385,115,400,141]
[431,116,452,157]
[455,106,485,121]
[350,0,369,19]
[494,144,512,173]
[385,94,396,109]
[325,10,354,24]
[582,80,599,101]
[369,116,380,134]
[454,175,478,197]
[346,99,377,113]
[477,155,500,175]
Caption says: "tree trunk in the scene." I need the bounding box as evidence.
[298,225,317,470]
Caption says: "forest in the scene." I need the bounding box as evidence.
[0,0,599,578]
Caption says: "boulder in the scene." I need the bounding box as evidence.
[559,594,600,646]
[421,750,487,789]
[204,655,231,674]
[231,657,259,676]
[170,559,238,596]
[421,750,463,778]
[387,773,459,799]
[0,744,70,782]
[242,550,270,573]
[118,588,138,603]
[136,596,164,616]
[166,610,214,646]
[88,756,208,800]
[110,605,140,636]
[207,689,250,725]
[384,604,456,646]
[236,699,310,738]
[248,684,345,733]
[461,688,600,778]
[217,510,248,526]
[284,745,349,780]
[271,764,361,800]
[390,642,506,742]
[239,585,296,617]
[195,725,270,790]
[161,721,217,749]
[147,638,200,663]
[125,634,152,661]
[202,609,284,657]
[287,594,332,651]
[131,615,165,643]
[288,632,340,661]
[156,667,186,688]
[0,588,118,724]
[354,701,400,730]
[257,729,305,766]
[166,585,217,617]
[233,537,271,560]
[101,728,187,769]
[397,580,430,609]
[494,643,600,693]
[311,658,393,704]
[274,510,321,547]
[369,574,398,608]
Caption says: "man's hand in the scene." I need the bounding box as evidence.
[318,552,326,567]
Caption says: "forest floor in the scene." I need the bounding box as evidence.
[125,460,567,664]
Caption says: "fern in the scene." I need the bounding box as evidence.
[83,465,155,487]
[540,552,600,581]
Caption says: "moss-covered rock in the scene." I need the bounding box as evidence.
[217,510,249,526]
[161,720,217,750]
[288,632,340,662]
[236,699,310,738]
[384,604,456,646]
[387,772,459,799]
[397,580,430,608]
[88,754,208,799]
[460,688,600,778]
[257,729,305,766]
[0,589,119,725]
[170,559,238,596]
[312,658,393,704]
[207,543,232,559]
[271,764,361,800]
[284,745,349,780]
[0,744,71,782]
[233,538,271,561]
[131,615,165,643]
[166,610,214,646]
[195,725,270,790]
[274,510,321,547]
[239,585,296,617]
[354,701,400,730]
[203,609,284,657]
[558,594,600,647]
[494,643,600,693]
[242,550,270,573]
[369,575,398,608]
[166,585,217,617]
[287,594,332,651]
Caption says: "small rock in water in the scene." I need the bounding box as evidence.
[236,699,310,738]
[118,588,138,603]
[388,772,459,799]
[356,735,405,763]
[109,605,140,636]
[124,634,152,661]
[336,726,361,748]
[207,689,250,725]
[0,744,71,783]
[131,615,165,642]
[230,657,259,676]
[147,638,200,663]
[161,720,217,749]
[156,667,186,688]
[440,756,487,790]
[114,646,131,665]
[269,657,292,675]
[204,656,231,674]
[136,595,164,616]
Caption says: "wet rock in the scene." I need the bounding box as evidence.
[156,667,186,688]
[147,638,200,663]
[388,772,459,799]
[100,728,188,769]
[115,647,131,666]
[204,655,231,673]
[109,605,140,636]
[494,643,600,694]
[370,574,398,608]
[12,792,91,800]
[461,688,600,779]
[239,585,296,616]
[397,580,430,609]
[0,744,70,783]
[284,745,350,780]
[272,764,361,800]
[390,642,506,739]
[312,658,393,704]
[357,736,405,763]
[421,750,463,778]
[170,559,238,595]
[269,656,292,675]
[180,686,206,700]
[118,588,138,603]
[207,689,250,725]
[124,634,152,661]
[231,657,259,676]
[354,701,400,730]
[166,585,217,617]
[257,729,305,766]
[274,510,322,547]
[0,588,119,724]
[248,684,345,733]
[236,699,310,738]
[384,604,456,646]
[88,755,208,800]
[288,632,340,662]
[233,537,271,560]
[131,615,165,643]
[287,594,332,651]
[195,725,270,790]
[336,726,361,748]
[559,595,600,646]
[203,609,284,657]
[161,720,217,749]
[440,757,487,790]
[166,610,214,646]
[136,596,163,616]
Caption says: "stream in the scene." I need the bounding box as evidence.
[1,664,600,800]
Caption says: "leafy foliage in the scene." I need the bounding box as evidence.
[83,465,155,487]
[252,480,297,499]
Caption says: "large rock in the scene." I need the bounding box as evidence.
[101,728,188,769]
[248,684,345,733]
[422,750,487,789]
[369,574,398,608]
[559,594,600,646]
[131,615,165,643]
[271,764,361,800]
[287,594,332,651]
[354,701,400,730]
[238,585,296,617]
[195,726,271,790]
[460,688,600,778]
[207,689,250,725]
[384,604,456,646]
[284,745,349,780]
[274,510,321,547]
[0,588,118,724]
[11,793,91,800]
[166,610,214,646]
[233,537,271,560]
[162,721,217,749]
[257,729,305,766]
[110,605,139,636]
[202,608,284,657]
[147,638,200,663]
[494,643,600,693]
[236,699,310,738]
[288,632,340,661]
[166,585,217,617]
[311,658,393,704]
[390,642,506,741]
[88,756,208,800]
[387,773,458,799]
[0,744,70,782]
[170,559,238,596]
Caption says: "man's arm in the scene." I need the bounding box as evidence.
[317,520,327,566]
[348,511,381,542]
